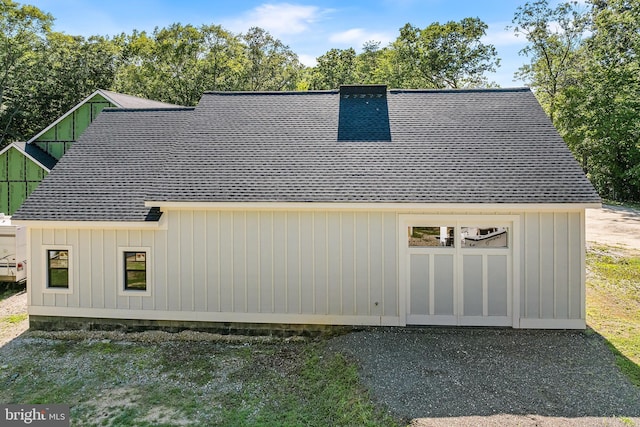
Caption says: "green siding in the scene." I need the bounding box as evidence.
[0,147,48,215]
[1,93,117,214]
[7,148,24,180]
[33,94,117,160]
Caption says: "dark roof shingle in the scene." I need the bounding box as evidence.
[13,88,600,222]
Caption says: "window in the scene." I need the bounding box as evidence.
[47,250,69,288]
[461,226,508,248]
[409,226,455,247]
[124,251,147,291]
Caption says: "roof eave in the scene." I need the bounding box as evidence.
[144,201,602,212]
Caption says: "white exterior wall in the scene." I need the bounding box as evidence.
[25,208,587,329]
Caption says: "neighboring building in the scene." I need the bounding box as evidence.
[14,86,601,331]
[0,90,178,215]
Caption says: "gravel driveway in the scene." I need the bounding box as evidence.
[328,327,640,426]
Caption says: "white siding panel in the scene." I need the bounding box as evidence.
[90,230,104,309]
[569,213,582,319]
[272,212,287,314]
[327,212,342,315]
[218,211,233,312]
[286,212,300,314]
[341,213,355,315]
[355,212,369,315]
[299,212,314,314]
[205,212,219,312]
[554,213,569,318]
[539,213,555,318]
[78,229,91,308]
[154,230,168,311]
[103,230,116,309]
[246,211,260,313]
[524,213,540,318]
[167,213,181,311]
[193,211,207,312]
[233,212,246,313]
[30,229,44,307]
[369,213,383,316]
[383,213,398,317]
[313,212,328,315]
[259,212,273,313]
[180,211,194,311]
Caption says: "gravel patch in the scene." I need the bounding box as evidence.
[328,327,640,426]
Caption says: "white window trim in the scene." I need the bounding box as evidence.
[118,246,152,297]
[42,245,73,294]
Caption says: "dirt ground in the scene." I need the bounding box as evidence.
[586,205,640,250]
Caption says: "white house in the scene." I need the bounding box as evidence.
[13,86,601,331]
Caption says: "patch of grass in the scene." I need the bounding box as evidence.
[1,313,27,324]
[587,246,640,386]
[0,338,402,426]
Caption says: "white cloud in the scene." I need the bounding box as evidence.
[329,28,394,48]
[482,23,528,47]
[224,3,330,37]
[298,54,318,67]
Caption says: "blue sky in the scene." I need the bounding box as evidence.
[25,0,564,87]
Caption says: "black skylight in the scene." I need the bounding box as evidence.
[338,85,391,142]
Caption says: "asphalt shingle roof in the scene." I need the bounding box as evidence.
[14,108,194,221]
[13,87,600,222]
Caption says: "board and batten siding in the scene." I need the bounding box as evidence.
[26,208,587,329]
[28,210,400,326]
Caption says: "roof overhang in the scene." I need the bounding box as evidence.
[145,201,602,213]
[12,220,163,230]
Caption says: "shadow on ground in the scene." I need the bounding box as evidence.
[327,327,640,421]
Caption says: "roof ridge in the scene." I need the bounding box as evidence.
[389,87,531,94]
[102,107,196,112]
[203,90,338,96]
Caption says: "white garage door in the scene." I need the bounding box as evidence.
[402,215,515,327]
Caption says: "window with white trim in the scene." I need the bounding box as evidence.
[47,249,69,288]
[118,247,152,296]
[124,251,147,291]
[409,226,455,247]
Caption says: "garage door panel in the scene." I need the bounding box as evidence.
[488,255,508,316]
[463,255,483,316]
[434,254,454,316]
[410,254,429,315]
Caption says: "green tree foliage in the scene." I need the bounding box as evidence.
[114,24,246,106]
[309,19,500,90]
[514,0,640,201]
[387,19,500,88]
[510,0,587,121]
[240,27,303,91]
[310,48,359,89]
[0,0,51,145]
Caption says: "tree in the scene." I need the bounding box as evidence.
[29,33,121,133]
[555,0,640,201]
[0,0,52,145]
[114,24,246,105]
[510,0,588,121]
[240,27,303,91]
[310,48,358,89]
[388,19,500,88]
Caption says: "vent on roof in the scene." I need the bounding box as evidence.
[338,85,391,142]
[340,85,387,99]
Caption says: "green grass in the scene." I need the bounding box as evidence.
[0,338,402,426]
[1,313,27,324]
[587,245,640,386]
